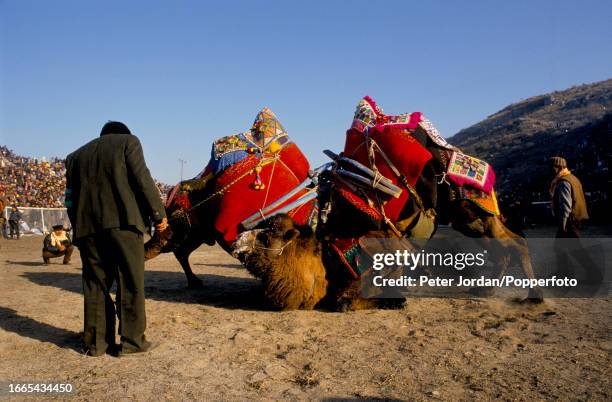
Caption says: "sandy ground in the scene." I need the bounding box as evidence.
[0,233,610,401]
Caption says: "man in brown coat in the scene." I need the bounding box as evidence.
[549,156,603,294]
[549,156,588,238]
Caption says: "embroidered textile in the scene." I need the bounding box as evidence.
[447,151,496,193]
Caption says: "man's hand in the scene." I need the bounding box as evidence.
[155,217,169,232]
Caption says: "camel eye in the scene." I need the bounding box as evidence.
[256,232,270,247]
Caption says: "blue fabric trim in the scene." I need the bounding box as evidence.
[210,150,249,174]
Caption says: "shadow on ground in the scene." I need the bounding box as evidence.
[7,260,47,267]
[21,270,269,311]
[0,306,82,352]
[195,263,244,269]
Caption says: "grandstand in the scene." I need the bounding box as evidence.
[1,145,172,234]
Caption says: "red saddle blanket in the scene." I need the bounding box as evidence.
[213,143,312,247]
[165,108,313,250]
[341,96,433,223]
[212,108,312,248]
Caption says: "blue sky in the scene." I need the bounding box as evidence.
[1,0,611,183]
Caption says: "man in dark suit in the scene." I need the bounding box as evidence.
[65,121,168,357]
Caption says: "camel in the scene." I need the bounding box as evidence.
[144,107,315,289]
[144,176,218,289]
[150,98,544,310]
[232,98,544,310]
[234,215,328,310]
[233,154,544,311]
[233,214,408,311]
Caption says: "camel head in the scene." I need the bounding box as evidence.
[232,214,328,310]
[233,214,311,261]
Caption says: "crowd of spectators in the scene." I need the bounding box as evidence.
[1,145,173,209]
[154,180,174,205]
[1,146,67,208]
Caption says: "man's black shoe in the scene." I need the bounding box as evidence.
[106,344,121,357]
[117,340,158,357]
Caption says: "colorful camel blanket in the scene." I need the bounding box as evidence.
[212,108,312,247]
[327,96,435,277]
[458,186,500,216]
[210,107,292,174]
[341,96,433,223]
[352,96,458,151]
[331,96,500,278]
[165,108,314,249]
[446,151,496,193]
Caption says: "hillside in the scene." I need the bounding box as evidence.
[448,79,612,220]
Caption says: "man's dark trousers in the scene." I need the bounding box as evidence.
[9,220,19,238]
[79,228,145,355]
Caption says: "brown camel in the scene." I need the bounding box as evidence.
[233,136,544,310]
[148,98,543,309]
[234,214,408,311]
[234,216,328,310]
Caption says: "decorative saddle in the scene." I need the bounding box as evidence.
[166,108,316,249]
[327,96,500,278]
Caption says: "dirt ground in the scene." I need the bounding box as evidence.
[0,233,610,401]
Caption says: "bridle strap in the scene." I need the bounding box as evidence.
[251,238,294,256]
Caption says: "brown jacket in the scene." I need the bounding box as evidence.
[558,174,589,221]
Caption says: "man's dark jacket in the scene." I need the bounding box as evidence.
[65,134,166,242]
[8,209,21,222]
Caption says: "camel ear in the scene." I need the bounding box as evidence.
[283,228,300,243]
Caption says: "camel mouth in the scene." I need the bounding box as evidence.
[232,229,263,258]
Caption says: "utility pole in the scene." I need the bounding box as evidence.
[178,158,187,182]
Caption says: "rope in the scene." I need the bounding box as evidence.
[365,136,402,237]
[251,238,294,256]
[436,172,450,185]
[371,170,384,189]
[260,154,279,210]
[186,157,276,212]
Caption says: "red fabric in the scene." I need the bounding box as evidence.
[165,184,181,209]
[213,143,310,248]
[336,184,383,221]
[330,238,360,279]
[172,192,192,211]
[286,198,316,225]
[343,125,432,222]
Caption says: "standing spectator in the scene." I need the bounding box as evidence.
[8,205,21,239]
[550,156,601,293]
[0,192,7,239]
[42,224,74,265]
[549,156,588,238]
[65,121,168,357]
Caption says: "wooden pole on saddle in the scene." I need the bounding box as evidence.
[323,150,402,197]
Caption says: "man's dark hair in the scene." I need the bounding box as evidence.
[100,121,131,136]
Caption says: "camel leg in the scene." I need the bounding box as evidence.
[173,237,205,289]
[469,250,511,297]
[484,216,543,303]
